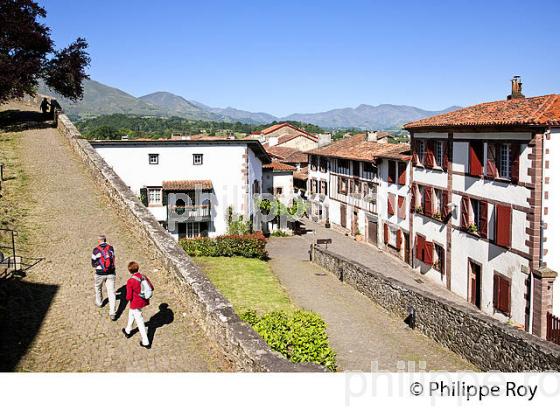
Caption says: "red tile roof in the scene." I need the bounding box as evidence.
[251,122,319,141]
[262,160,296,172]
[308,134,410,162]
[405,94,560,130]
[293,166,308,181]
[265,146,309,163]
[162,180,213,191]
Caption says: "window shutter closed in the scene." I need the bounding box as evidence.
[425,140,435,168]
[388,194,395,216]
[415,234,424,261]
[441,190,449,219]
[424,241,434,265]
[469,141,484,177]
[486,143,498,178]
[495,205,512,248]
[398,162,407,185]
[398,195,406,219]
[396,229,402,250]
[424,186,433,216]
[388,161,395,184]
[479,201,488,238]
[511,143,520,183]
[384,223,389,244]
[460,196,470,228]
[494,274,511,315]
[442,140,449,171]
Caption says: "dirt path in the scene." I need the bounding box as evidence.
[0,103,230,371]
[267,232,476,371]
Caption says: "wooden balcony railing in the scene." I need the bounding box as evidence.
[547,312,560,345]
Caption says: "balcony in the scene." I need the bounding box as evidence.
[168,204,211,221]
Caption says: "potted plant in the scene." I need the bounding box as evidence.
[354,229,363,241]
[433,211,442,221]
[415,206,424,214]
[467,223,479,234]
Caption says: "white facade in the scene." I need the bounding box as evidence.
[263,170,295,206]
[92,140,268,239]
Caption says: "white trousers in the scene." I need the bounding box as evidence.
[94,274,116,315]
[125,308,149,346]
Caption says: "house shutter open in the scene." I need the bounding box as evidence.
[511,143,520,183]
[388,193,395,216]
[493,274,499,310]
[495,204,512,248]
[139,187,148,207]
[442,140,449,171]
[398,195,406,219]
[460,196,470,228]
[486,143,498,178]
[415,234,424,261]
[479,201,488,238]
[410,184,416,213]
[424,241,434,265]
[388,161,395,184]
[384,223,389,244]
[423,186,433,216]
[469,141,484,177]
[398,162,407,185]
[412,139,419,166]
[441,190,449,219]
[425,140,435,168]
[396,229,402,250]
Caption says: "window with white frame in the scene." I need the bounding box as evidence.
[388,225,398,247]
[434,141,443,167]
[148,153,159,165]
[417,140,425,164]
[193,153,203,165]
[147,187,162,206]
[498,143,512,179]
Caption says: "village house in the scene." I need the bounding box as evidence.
[92,139,270,239]
[249,122,320,151]
[262,160,296,206]
[404,77,560,340]
[306,132,412,263]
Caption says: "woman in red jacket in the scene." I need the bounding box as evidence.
[122,261,154,348]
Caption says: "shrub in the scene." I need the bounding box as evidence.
[240,309,337,371]
[180,232,268,259]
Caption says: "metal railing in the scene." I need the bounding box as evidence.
[547,312,560,345]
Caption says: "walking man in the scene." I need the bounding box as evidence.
[92,235,117,320]
[122,261,153,349]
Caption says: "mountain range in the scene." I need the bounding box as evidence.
[39,79,459,130]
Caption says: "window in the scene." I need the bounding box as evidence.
[498,144,512,180]
[310,156,318,171]
[416,140,425,165]
[434,243,445,273]
[193,153,203,165]
[336,159,350,175]
[363,162,376,180]
[434,141,443,167]
[320,180,328,195]
[319,158,328,173]
[460,196,488,237]
[366,183,377,203]
[433,188,442,218]
[397,162,407,185]
[415,234,433,265]
[352,161,361,177]
[388,160,396,184]
[338,177,348,194]
[252,180,260,195]
[493,273,511,315]
[275,187,283,195]
[148,153,159,165]
[147,188,162,206]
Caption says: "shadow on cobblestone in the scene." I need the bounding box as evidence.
[0,109,54,133]
[0,277,58,371]
[146,303,174,346]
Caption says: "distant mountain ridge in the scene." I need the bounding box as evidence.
[40,79,459,129]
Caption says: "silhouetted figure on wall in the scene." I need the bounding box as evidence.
[49,99,61,120]
[39,98,50,119]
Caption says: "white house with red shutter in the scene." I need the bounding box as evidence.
[306,132,412,263]
[405,77,560,341]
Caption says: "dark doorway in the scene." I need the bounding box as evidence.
[468,260,482,309]
[178,223,186,239]
[403,232,410,265]
[367,220,377,246]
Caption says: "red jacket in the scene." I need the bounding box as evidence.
[126,272,154,309]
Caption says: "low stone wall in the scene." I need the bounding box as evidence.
[311,244,560,371]
[55,113,322,372]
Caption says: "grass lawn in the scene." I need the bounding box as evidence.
[194,256,295,315]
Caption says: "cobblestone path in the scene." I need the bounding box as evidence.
[1,104,230,371]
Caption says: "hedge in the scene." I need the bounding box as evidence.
[180,232,268,259]
[240,309,337,371]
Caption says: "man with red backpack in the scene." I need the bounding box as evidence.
[91,235,117,321]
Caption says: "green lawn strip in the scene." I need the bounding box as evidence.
[194,256,295,315]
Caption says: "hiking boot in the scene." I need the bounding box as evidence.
[122,328,132,339]
[139,342,151,350]
[110,314,116,321]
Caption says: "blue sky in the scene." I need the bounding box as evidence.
[40,0,560,117]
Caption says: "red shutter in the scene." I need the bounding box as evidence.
[388,194,395,216]
[425,140,435,168]
[415,234,425,261]
[383,223,389,244]
[469,141,484,177]
[442,140,449,171]
[486,143,498,178]
[511,143,520,183]
[388,161,395,184]
[423,186,433,216]
[398,196,406,219]
[410,184,416,213]
[396,229,402,250]
[441,190,449,219]
[495,205,512,248]
[460,196,470,228]
[493,274,499,310]
[479,201,488,238]
[398,162,407,185]
[412,139,419,166]
[494,274,512,315]
[424,241,434,265]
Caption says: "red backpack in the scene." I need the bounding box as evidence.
[97,244,115,273]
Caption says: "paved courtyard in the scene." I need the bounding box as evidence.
[0,103,230,371]
[267,221,477,371]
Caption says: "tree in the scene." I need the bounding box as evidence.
[0,0,90,104]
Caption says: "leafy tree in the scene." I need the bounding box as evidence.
[0,0,90,104]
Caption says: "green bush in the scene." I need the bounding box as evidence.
[240,309,337,371]
[180,232,268,259]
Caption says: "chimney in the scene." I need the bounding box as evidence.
[317,133,332,147]
[268,136,279,147]
[508,75,525,100]
[366,131,378,142]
